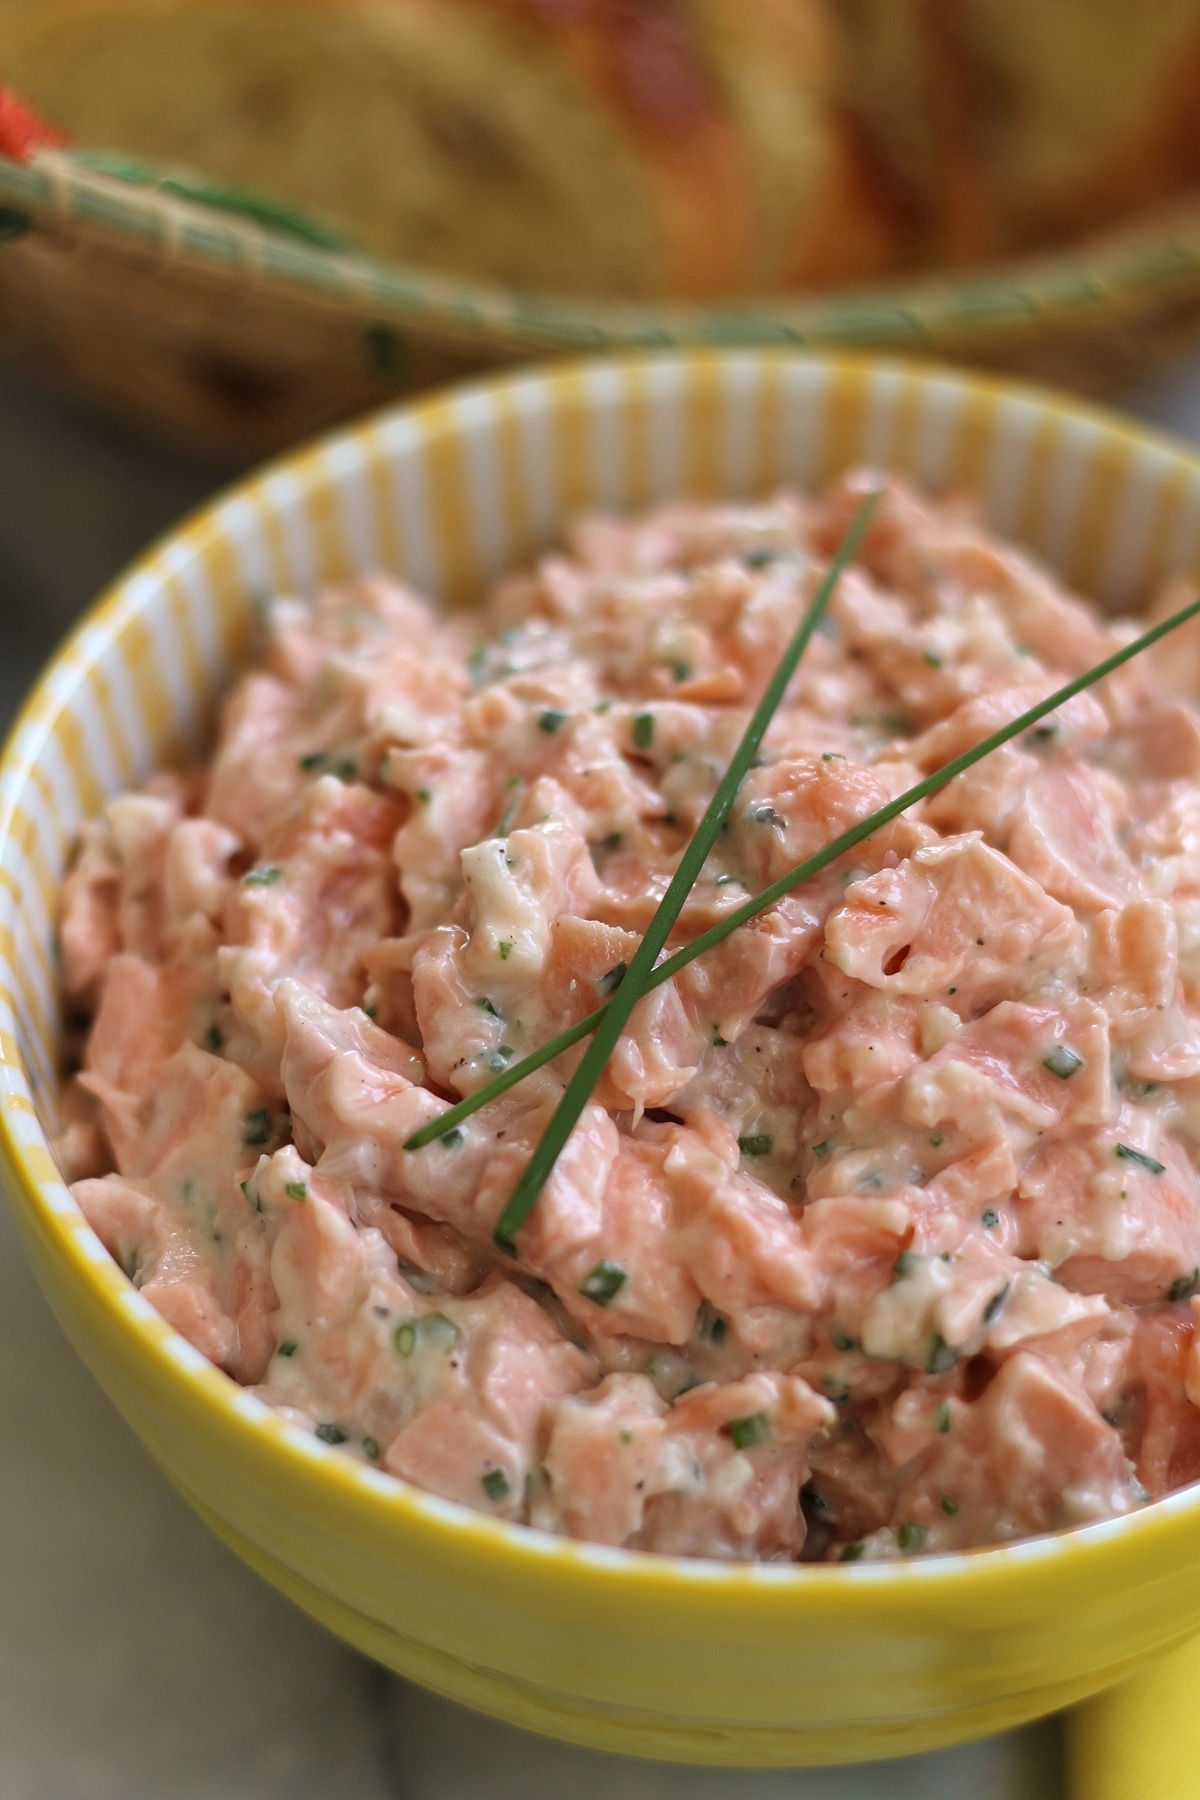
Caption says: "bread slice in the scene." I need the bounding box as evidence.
[0,0,903,300]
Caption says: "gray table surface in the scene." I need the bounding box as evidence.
[4,356,1199,1799]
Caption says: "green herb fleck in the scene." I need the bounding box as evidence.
[618,1427,634,1446]
[813,1139,832,1157]
[1043,1045,1083,1080]
[440,1126,464,1149]
[893,1250,918,1278]
[481,1468,510,1502]
[941,1495,959,1516]
[1170,1269,1200,1303]
[278,1340,297,1358]
[1116,1143,1166,1175]
[242,865,282,888]
[840,1542,865,1562]
[821,752,846,762]
[804,1487,832,1512]
[485,1046,514,1071]
[316,1423,348,1446]
[498,941,513,962]
[395,1321,417,1357]
[738,1133,773,1157]
[698,1304,728,1347]
[897,1521,927,1554]
[672,662,692,682]
[711,1028,728,1047]
[983,1284,1010,1325]
[934,1402,951,1433]
[363,1002,378,1020]
[923,650,944,668]
[832,1333,856,1353]
[285,1181,308,1201]
[477,996,500,1018]
[743,547,781,568]
[597,962,627,997]
[580,1260,627,1306]
[632,712,655,750]
[727,1411,772,1451]
[538,708,567,734]
[422,1313,460,1352]
[242,1108,272,1148]
[929,1134,945,1149]
[362,1437,381,1461]
[206,1024,223,1053]
[981,1208,1000,1229]
[299,751,327,772]
[927,1335,957,1374]
[416,788,431,804]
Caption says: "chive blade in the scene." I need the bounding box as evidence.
[490,493,880,1249]
[406,586,1200,1161]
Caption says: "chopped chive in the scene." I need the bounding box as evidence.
[804,1487,832,1512]
[597,962,627,997]
[538,708,567,734]
[416,788,431,804]
[941,1495,959,1516]
[363,1002,378,1020]
[893,1251,918,1278]
[672,662,692,682]
[1169,1269,1199,1302]
[362,1437,381,1461]
[285,1181,308,1201]
[897,1521,927,1554]
[698,1304,728,1347]
[498,942,512,962]
[983,1283,1010,1324]
[242,865,282,887]
[580,1260,627,1305]
[618,1427,634,1445]
[726,1411,772,1451]
[415,1312,460,1352]
[299,751,327,772]
[316,1423,348,1445]
[738,1133,773,1157]
[832,1332,856,1353]
[1116,1143,1166,1175]
[485,1046,514,1071]
[481,1468,510,1502]
[206,1024,223,1053]
[594,832,622,856]
[405,568,1200,1181]
[632,712,655,750]
[821,752,845,761]
[1043,1045,1083,1080]
[981,1208,999,1229]
[813,1139,832,1157]
[477,996,500,1017]
[934,1402,951,1433]
[242,1108,272,1147]
[923,650,943,668]
[711,1030,728,1047]
[743,547,781,568]
[840,1542,865,1562]
[927,1334,957,1374]
[440,1126,464,1149]
[394,1321,417,1357]
[277,1340,297,1357]
[929,1134,945,1148]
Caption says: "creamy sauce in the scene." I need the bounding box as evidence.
[57,474,1200,1561]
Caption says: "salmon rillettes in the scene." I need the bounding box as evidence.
[55,474,1200,1562]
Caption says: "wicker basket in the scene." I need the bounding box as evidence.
[6,145,1200,461]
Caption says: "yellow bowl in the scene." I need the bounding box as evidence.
[6,351,1200,1769]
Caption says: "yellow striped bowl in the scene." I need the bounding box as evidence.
[4,352,1200,1768]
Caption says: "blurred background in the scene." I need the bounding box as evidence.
[8,4,1200,1794]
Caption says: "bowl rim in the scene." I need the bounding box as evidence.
[5,145,1200,359]
[7,345,1200,1602]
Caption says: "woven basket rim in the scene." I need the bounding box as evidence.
[6,145,1200,355]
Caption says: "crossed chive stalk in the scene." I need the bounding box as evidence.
[403,492,1200,1254]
